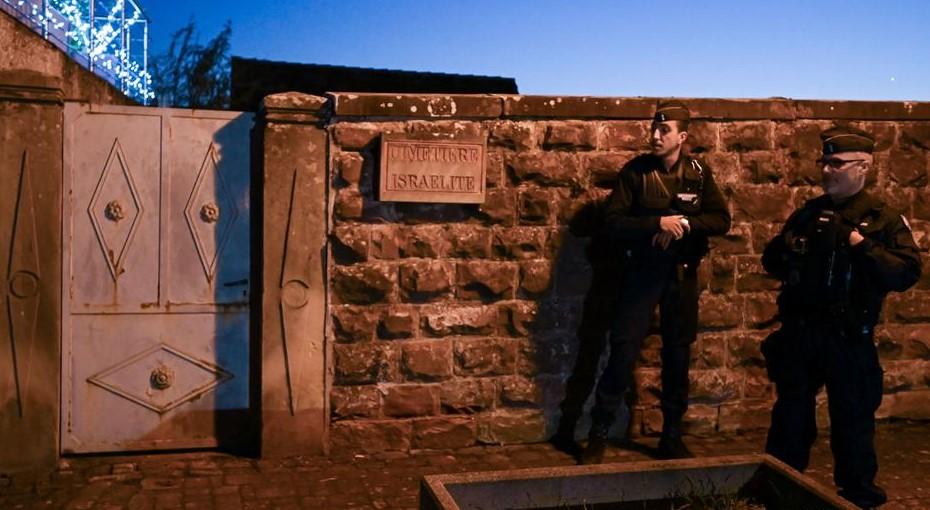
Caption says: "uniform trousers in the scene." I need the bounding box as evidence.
[762,320,884,504]
[589,252,698,433]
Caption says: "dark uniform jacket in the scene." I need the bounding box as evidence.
[601,153,731,265]
[762,191,921,334]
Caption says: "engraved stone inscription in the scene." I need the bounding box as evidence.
[379,134,486,204]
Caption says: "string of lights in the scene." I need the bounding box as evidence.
[1,0,152,103]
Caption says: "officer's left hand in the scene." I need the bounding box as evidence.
[849,229,865,246]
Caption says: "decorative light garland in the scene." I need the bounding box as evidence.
[2,0,153,103]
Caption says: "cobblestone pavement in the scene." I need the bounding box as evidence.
[1,421,928,509]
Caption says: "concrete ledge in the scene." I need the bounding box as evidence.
[330,92,502,119]
[327,92,930,121]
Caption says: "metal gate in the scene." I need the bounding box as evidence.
[61,103,252,453]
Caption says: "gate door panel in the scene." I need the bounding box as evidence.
[62,104,253,453]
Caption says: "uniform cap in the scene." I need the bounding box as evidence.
[821,125,875,155]
[654,100,690,123]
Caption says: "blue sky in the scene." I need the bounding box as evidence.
[144,0,930,101]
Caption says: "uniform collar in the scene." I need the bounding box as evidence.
[811,190,879,220]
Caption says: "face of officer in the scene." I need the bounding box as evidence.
[650,120,688,158]
[820,151,872,201]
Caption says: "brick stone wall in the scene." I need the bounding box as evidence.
[324,93,930,453]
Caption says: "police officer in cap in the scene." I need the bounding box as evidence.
[761,125,921,508]
[578,100,731,464]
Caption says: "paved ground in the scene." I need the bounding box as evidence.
[1,421,928,509]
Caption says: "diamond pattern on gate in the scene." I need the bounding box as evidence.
[87,139,143,280]
[184,143,240,283]
[87,343,233,414]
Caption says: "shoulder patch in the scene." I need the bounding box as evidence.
[901,215,912,231]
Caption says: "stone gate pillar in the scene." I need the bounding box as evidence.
[0,72,63,471]
[258,93,330,456]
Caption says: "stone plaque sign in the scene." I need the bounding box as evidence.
[379,134,486,203]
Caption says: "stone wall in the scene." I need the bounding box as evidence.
[0,8,134,104]
[323,93,930,453]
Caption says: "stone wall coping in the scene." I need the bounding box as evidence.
[326,92,930,121]
[260,91,330,123]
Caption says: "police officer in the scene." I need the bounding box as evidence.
[761,125,921,508]
[579,100,731,464]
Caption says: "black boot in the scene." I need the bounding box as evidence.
[549,415,581,457]
[580,422,610,465]
[656,427,693,460]
[838,483,887,509]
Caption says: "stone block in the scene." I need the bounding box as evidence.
[399,260,454,302]
[703,256,735,293]
[709,223,752,255]
[700,152,740,187]
[744,293,778,329]
[370,225,402,260]
[334,152,364,185]
[401,341,453,382]
[332,305,379,343]
[727,332,768,368]
[583,151,631,188]
[543,121,598,150]
[721,121,773,152]
[447,225,492,258]
[876,324,930,360]
[378,307,417,339]
[685,121,718,153]
[883,360,930,392]
[506,152,580,186]
[519,260,552,295]
[382,384,440,417]
[486,151,505,188]
[751,223,782,254]
[692,334,727,369]
[888,390,930,419]
[743,366,775,399]
[329,421,411,453]
[412,417,477,449]
[887,292,930,323]
[499,376,544,407]
[334,188,364,219]
[491,227,548,260]
[455,261,517,301]
[332,122,402,150]
[740,151,782,184]
[518,188,554,225]
[600,121,649,151]
[421,305,498,337]
[698,294,740,329]
[886,148,928,187]
[736,256,780,292]
[476,409,547,444]
[497,301,538,337]
[334,343,398,385]
[440,379,498,413]
[401,225,450,258]
[729,184,794,222]
[717,400,772,433]
[332,264,396,304]
[477,189,516,226]
[453,338,517,377]
[899,124,930,151]
[690,369,740,404]
[331,224,369,264]
[330,386,380,419]
[488,121,540,151]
